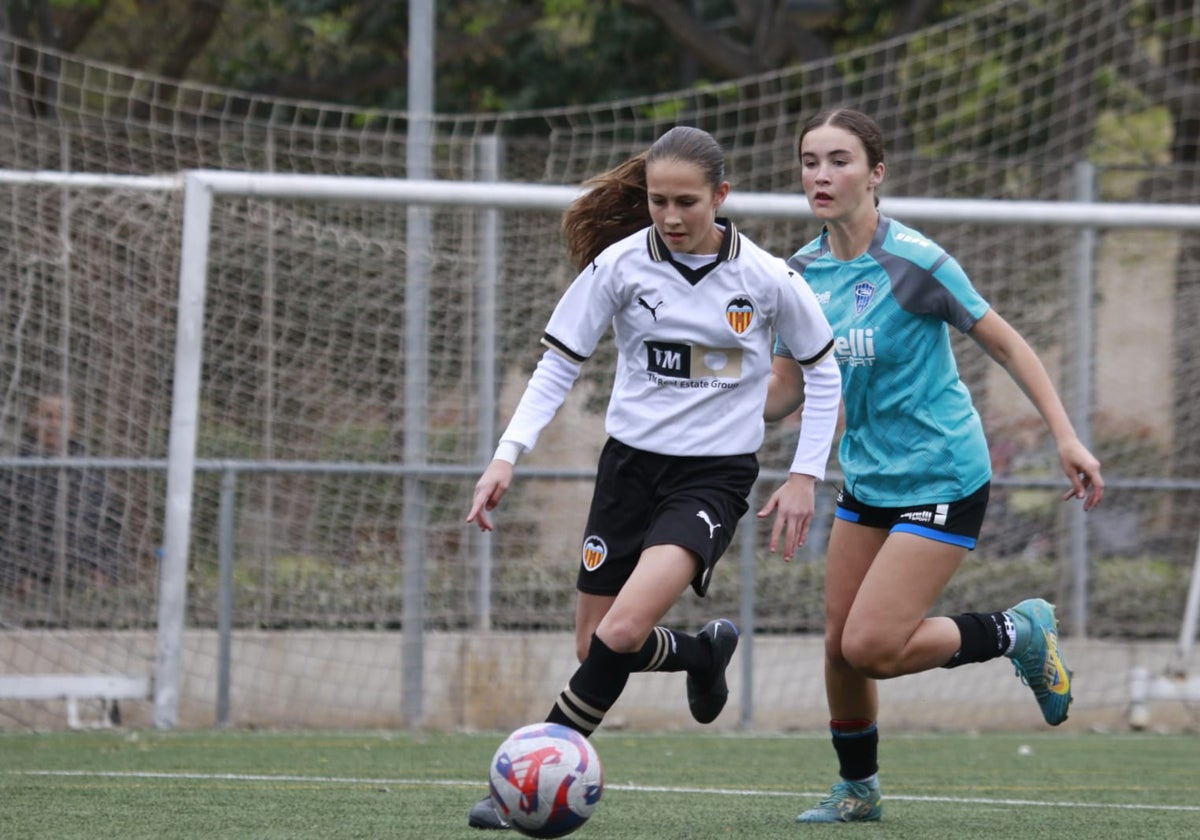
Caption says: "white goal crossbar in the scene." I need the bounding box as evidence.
[162,169,1200,730]
[6,167,1200,227]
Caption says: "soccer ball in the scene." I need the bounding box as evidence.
[488,722,604,838]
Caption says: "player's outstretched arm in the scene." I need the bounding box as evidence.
[758,351,840,559]
[466,459,515,532]
[969,308,1105,511]
[1054,435,1104,511]
[467,348,583,532]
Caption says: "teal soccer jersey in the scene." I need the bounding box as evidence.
[780,215,992,506]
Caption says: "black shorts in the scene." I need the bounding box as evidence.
[834,482,990,549]
[578,437,759,598]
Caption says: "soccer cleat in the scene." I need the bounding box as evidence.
[468,794,510,830]
[686,618,739,724]
[1007,598,1073,726]
[796,778,883,823]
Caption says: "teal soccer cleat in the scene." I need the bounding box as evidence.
[1007,598,1073,726]
[796,778,883,823]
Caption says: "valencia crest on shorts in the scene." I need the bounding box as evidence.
[581,535,607,571]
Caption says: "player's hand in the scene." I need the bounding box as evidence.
[756,473,817,560]
[467,459,515,532]
[1057,437,1104,512]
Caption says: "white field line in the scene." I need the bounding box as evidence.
[11,770,1200,813]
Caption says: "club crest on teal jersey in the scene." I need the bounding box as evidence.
[853,281,875,314]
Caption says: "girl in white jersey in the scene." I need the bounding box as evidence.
[466,126,841,830]
[766,108,1105,824]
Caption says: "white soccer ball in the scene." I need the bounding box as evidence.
[488,722,604,838]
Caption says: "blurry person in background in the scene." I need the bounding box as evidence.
[0,394,124,599]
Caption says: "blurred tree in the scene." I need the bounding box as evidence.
[5,0,224,78]
[2,0,967,112]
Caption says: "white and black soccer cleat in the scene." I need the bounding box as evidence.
[468,794,510,830]
[686,618,739,724]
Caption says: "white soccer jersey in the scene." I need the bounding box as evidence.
[537,221,834,458]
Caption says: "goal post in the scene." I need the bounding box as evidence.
[1129,525,1200,729]
[150,168,1200,729]
[3,165,1199,732]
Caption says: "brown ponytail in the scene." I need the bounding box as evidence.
[561,152,650,271]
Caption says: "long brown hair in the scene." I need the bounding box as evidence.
[561,152,650,271]
[562,126,727,270]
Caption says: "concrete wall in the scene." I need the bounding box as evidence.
[0,630,1194,733]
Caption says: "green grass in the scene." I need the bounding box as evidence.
[1,729,1197,838]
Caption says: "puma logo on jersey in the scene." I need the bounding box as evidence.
[637,296,664,321]
[697,510,722,539]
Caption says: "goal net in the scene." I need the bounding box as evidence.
[1,0,1198,732]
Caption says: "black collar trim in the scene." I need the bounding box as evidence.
[646,218,739,286]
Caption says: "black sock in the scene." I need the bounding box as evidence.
[943,611,1012,668]
[545,633,638,736]
[830,719,879,780]
[631,626,711,674]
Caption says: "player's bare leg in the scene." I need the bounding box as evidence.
[800,524,964,823]
[472,546,697,831]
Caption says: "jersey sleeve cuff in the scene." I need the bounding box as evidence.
[493,440,524,465]
[787,459,826,481]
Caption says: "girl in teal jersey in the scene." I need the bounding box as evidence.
[761,108,1105,824]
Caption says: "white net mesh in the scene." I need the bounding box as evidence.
[1,0,1198,730]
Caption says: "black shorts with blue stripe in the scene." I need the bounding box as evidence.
[834,481,990,549]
